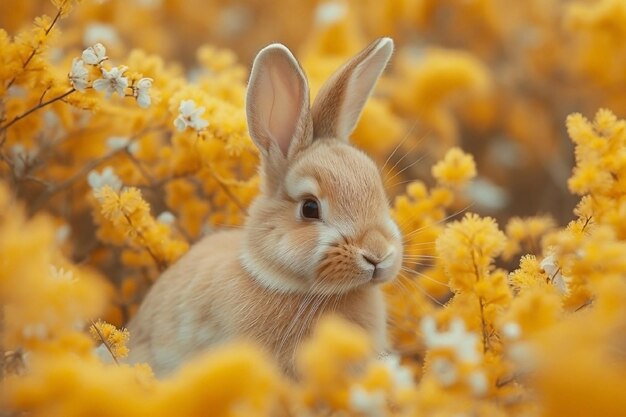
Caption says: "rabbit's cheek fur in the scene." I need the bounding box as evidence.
[241,198,328,292]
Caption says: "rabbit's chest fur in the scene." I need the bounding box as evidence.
[126,230,386,377]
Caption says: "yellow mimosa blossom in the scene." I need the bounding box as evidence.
[432,147,477,187]
[90,320,130,360]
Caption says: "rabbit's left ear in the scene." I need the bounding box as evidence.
[246,43,312,159]
[311,37,394,141]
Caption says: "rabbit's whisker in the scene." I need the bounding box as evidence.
[398,272,446,306]
[381,120,418,175]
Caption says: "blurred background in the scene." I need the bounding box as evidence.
[3,0,625,226]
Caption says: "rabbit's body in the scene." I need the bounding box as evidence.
[127,229,386,377]
[126,38,402,377]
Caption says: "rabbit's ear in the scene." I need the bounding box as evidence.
[246,44,312,159]
[311,37,393,141]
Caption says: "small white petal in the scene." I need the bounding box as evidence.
[84,24,119,47]
[69,58,89,92]
[136,77,153,90]
[137,92,151,108]
[431,358,458,386]
[502,322,521,340]
[87,170,101,189]
[87,167,122,191]
[128,142,140,155]
[157,211,176,225]
[349,386,386,417]
[55,224,71,244]
[467,371,488,396]
[189,117,208,131]
[106,136,130,150]
[381,354,414,389]
[315,1,347,25]
[82,43,107,65]
[112,76,129,97]
[174,115,187,132]
[540,254,559,276]
[552,273,569,295]
[93,78,112,96]
[93,43,106,59]
[82,49,98,65]
[179,99,197,115]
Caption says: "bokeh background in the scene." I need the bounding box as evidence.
[2,1,626,416]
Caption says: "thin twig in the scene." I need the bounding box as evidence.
[90,320,119,365]
[205,167,247,215]
[27,128,162,216]
[122,212,168,272]
[123,150,193,241]
[0,88,75,133]
[5,8,63,91]
[28,146,125,216]
[471,246,490,354]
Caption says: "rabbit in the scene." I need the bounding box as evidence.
[125,37,403,377]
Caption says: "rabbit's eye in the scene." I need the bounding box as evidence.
[301,199,320,220]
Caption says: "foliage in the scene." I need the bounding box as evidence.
[1,1,626,416]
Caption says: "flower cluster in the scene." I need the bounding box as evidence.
[70,42,153,107]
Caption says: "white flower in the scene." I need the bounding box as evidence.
[381,354,414,389]
[467,370,488,396]
[22,323,48,340]
[421,316,481,364]
[93,66,129,98]
[87,166,122,192]
[105,136,139,154]
[315,1,347,25]
[106,136,130,150]
[349,386,385,417]
[135,77,153,108]
[540,254,569,295]
[49,265,76,282]
[431,357,458,386]
[55,224,71,244]
[174,99,209,132]
[157,211,176,225]
[84,24,119,47]
[69,58,89,92]
[501,322,522,340]
[82,43,107,65]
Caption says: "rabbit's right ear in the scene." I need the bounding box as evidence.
[246,44,313,164]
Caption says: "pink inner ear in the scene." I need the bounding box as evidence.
[267,65,304,156]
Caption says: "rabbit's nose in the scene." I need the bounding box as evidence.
[360,249,393,270]
[362,253,381,268]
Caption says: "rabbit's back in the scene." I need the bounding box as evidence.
[126,230,246,376]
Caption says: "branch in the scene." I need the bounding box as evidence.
[205,167,248,215]
[0,88,75,133]
[122,212,168,272]
[28,146,125,216]
[4,8,63,91]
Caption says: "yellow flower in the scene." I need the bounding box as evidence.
[437,213,506,292]
[90,320,130,360]
[432,147,477,187]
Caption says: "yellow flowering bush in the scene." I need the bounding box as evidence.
[2,1,626,416]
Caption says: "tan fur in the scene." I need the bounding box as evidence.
[126,38,400,377]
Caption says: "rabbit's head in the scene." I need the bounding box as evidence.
[241,38,402,295]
